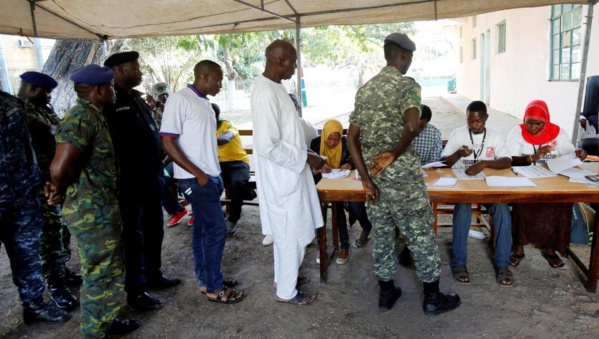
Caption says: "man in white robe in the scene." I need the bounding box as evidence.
[251,40,324,305]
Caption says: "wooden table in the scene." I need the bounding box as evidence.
[316,165,599,292]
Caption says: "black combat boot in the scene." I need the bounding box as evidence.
[422,280,461,315]
[49,284,80,311]
[107,317,141,336]
[23,297,71,325]
[379,280,402,311]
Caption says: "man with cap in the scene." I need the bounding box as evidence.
[50,64,140,337]
[347,33,461,314]
[103,51,180,312]
[0,90,70,325]
[149,81,169,127]
[18,71,81,312]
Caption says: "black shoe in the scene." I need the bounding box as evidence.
[49,284,80,311]
[422,280,461,315]
[147,274,181,290]
[127,292,163,311]
[23,297,71,325]
[378,280,402,311]
[107,317,141,336]
[65,269,83,287]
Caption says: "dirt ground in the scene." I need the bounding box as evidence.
[2,98,599,338]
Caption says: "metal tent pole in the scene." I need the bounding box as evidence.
[296,15,303,117]
[572,0,596,145]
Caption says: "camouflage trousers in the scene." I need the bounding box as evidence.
[368,180,441,283]
[37,188,72,286]
[69,222,125,339]
[0,193,45,303]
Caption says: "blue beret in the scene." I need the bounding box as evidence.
[103,51,139,67]
[384,33,416,52]
[70,64,115,84]
[20,71,58,89]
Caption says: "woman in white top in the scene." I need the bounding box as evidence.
[505,100,586,268]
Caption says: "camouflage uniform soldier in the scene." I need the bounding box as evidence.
[347,33,461,315]
[0,90,70,325]
[18,71,80,311]
[50,64,140,338]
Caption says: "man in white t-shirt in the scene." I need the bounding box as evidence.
[160,60,245,304]
[440,101,514,287]
[251,40,325,305]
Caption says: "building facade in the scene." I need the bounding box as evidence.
[455,4,599,136]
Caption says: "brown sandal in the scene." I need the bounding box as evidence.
[497,267,514,287]
[275,291,317,305]
[509,253,525,267]
[451,265,470,284]
[207,286,246,304]
[541,251,564,268]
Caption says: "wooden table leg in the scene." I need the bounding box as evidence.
[319,202,328,283]
[586,218,599,292]
[331,202,339,252]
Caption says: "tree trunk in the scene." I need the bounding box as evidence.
[43,39,124,116]
[222,47,238,110]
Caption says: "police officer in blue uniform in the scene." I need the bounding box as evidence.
[103,51,180,311]
[0,90,71,325]
[18,71,80,311]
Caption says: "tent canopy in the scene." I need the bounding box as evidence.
[0,0,590,40]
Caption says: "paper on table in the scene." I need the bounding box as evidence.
[547,153,582,174]
[322,169,351,179]
[422,161,446,169]
[512,165,556,178]
[485,176,536,187]
[452,168,486,180]
[434,178,458,187]
[559,167,599,184]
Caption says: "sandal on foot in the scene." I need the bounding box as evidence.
[274,276,311,289]
[451,265,470,284]
[297,276,311,286]
[336,249,350,265]
[207,286,246,304]
[509,253,525,267]
[200,279,240,294]
[496,267,514,287]
[275,291,317,305]
[541,251,564,268]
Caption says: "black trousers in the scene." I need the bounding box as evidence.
[120,186,164,294]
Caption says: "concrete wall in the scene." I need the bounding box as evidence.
[456,5,599,137]
[0,35,54,93]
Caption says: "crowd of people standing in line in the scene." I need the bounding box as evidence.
[2,30,592,337]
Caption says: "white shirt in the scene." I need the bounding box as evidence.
[441,125,510,168]
[160,86,220,178]
[505,125,574,164]
[251,75,323,247]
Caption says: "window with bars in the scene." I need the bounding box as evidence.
[550,4,582,80]
[497,21,506,53]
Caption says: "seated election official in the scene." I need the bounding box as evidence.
[440,101,514,287]
[412,104,443,166]
[506,100,587,269]
[310,119,373,264]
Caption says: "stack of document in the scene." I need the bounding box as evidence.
[322,169,351,179]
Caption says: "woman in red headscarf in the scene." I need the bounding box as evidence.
[505,100,587,268]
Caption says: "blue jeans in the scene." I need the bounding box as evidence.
[347,201,372,234]
[179,176,227,293]
[451,203,512,268]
